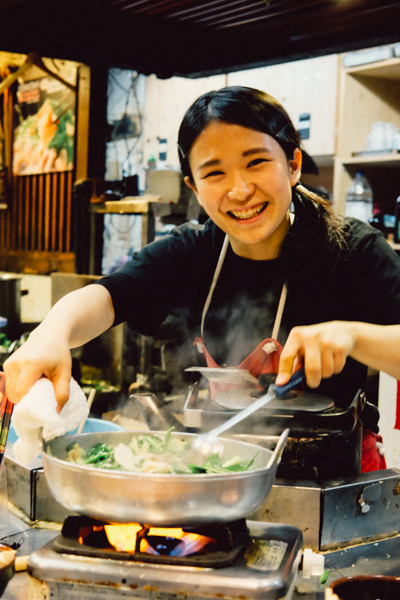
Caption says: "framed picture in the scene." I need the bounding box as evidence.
[12,75,75,175]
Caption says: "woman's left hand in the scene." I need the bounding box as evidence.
[275,320,356,388]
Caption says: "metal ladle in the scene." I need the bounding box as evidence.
[184,368,305,464]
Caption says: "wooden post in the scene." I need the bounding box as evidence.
[75,64,91,181]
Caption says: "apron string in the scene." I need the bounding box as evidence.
[200,232,288,342]
[271,212,292,339]
[271,283,287,341]
[200,234,230,338]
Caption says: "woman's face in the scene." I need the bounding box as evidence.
[185,120,302,260]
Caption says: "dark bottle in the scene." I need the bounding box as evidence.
[368,211,384,233]
[395,196,400,243]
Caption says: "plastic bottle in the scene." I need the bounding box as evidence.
[145,153,157,189]
[157,138,168,169]
[345,172,373,223]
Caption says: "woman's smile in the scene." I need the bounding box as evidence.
[185,120,302,260]
[229,201,269,221]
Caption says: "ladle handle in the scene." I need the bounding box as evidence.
[269,367,305,398]
[208,368,305,438]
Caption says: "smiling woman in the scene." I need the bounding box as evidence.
[183,120,300,260]
[5,86,400,476]
[177,86,343,264]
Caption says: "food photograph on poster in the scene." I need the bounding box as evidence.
[12,76,75,175]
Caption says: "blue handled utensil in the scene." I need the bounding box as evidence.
[185,368,305,463]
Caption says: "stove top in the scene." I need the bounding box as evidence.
[183,383,363,480]
[27,521,303,600]
[54,516,250,568]
[184,382,362,436]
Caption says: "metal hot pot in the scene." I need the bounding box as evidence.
[41,429,289,526]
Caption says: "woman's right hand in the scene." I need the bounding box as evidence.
[3,284,114,410]
[3,330,73,410]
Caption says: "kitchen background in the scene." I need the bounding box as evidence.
[1,42,400,470]
[0,48,339,322]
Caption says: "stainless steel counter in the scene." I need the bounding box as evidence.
[296,534,400,598]
[3,506,400,600]
[1,509,60,600]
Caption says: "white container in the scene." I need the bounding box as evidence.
[146,169,181,203]
[343,45,393,68]
[366,121,387,151]
[345,172,373,223]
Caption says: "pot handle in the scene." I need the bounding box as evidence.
[266,428,289,469]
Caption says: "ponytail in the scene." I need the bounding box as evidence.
[279,184,348,280]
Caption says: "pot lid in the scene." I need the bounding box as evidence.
[213,389,335,412]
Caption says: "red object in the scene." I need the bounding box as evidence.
[194,336,387,473]
[395,380,400,430]
[0,371,13,468]
[194,336,283,397]
[361,429,387,472]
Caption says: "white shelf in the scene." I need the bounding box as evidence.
[342,154,400,168]
[346,57,400,80]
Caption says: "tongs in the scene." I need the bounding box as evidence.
[184,368,305,464]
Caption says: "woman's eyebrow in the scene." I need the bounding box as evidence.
[197,158,221,172]
[197,147,271,172]
[197,146,271,171]
[242,147,270,157]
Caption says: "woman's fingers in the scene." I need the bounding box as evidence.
[12,364,45,404]
[3,336,72,409]
[3,355,39,404]
[52,368,73,411]
[277,321,355,388]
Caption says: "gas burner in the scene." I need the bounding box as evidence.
[54,516,249,567]
[28,521,303,600]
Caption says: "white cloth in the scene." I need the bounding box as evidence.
[12,377,89,465]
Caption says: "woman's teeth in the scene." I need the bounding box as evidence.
[230,203,268,220]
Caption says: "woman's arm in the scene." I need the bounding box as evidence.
[4,284,115,408]
[276,321,400,388]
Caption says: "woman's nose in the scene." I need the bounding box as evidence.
[227,177,255,202]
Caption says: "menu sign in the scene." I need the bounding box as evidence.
[13,76,75,175]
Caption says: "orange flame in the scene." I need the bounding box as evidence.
[80,523,216,556]
[104,524,142,552]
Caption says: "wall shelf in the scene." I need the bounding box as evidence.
[346,57,400,80]
[333,55,400,217]
[342,154,400,167]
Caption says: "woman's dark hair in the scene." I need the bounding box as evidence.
[178,86,299,182]
[178,86,347,275]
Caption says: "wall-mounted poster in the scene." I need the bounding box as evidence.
[12,76,75,175]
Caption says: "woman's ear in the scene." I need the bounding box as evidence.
[184,176,199,200]
[289,149,302,186]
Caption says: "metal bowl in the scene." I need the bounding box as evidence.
[329,575,400,600]
[42,429,288,526]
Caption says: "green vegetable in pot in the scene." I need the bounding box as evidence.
[66,427,258,475]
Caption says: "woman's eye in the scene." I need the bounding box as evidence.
[247,158,268,168]
[203,170,224,179]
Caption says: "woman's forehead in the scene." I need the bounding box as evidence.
[189,121,279,160]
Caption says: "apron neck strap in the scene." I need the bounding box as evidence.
[200,233,288,341]
[201,234,230,338]
[272,282,287,340]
